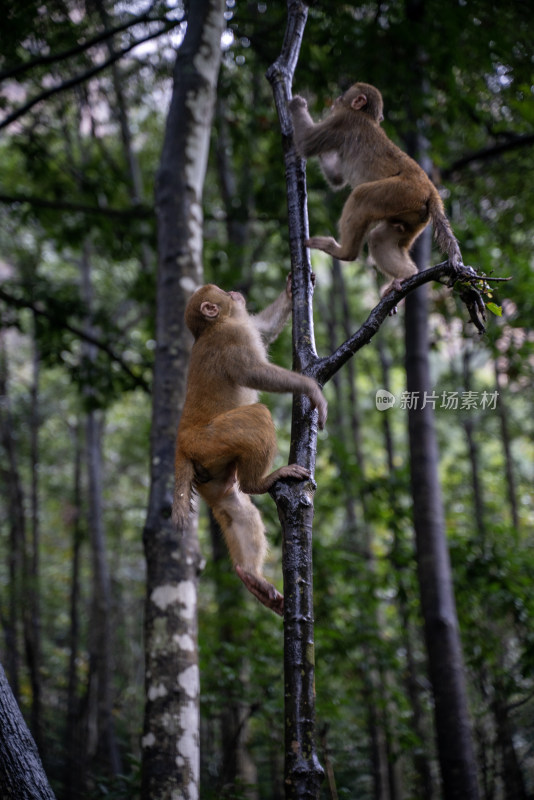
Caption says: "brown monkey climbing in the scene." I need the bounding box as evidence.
[289,82,463,294]
[172,279,327,616]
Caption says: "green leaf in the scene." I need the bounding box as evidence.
[486,301,503,316]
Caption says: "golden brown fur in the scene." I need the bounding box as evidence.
[172,281,327,615]
[289,82,462,292]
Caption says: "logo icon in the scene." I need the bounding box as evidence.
[375,389,395,411]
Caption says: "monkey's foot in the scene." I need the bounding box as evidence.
[243,464,311,494]
[235,566,284,616]
[381,279,406,315]
[306,236,358,262]
[382,278,404,295]
[275,464,311,481]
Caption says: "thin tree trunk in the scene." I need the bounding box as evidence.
[80,242,122,777]
[267,4,325,796]
[378,336,436,799]
[141,2,224,798]
[491,678,527,800]
[0,662,56,800]
[462,349,486,540]
[64,421,86,800]
[26,325,43,753]
[493,360,519,529]
[0,336,24,699]
[405,225,479,799]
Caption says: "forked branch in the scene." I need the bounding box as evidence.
[312,262,508,385]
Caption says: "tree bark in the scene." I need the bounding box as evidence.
[405,226,479,799]
[0,662,56,800]
[141,2,224,798]
[267,3,325,797]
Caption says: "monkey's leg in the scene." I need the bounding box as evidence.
[307,197,370,262]
[312,179,428,263]
[368,220,418,282]
[184,404,310,496]
[235,566,284,617]
[202,482,284,616]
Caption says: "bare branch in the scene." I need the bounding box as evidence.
[0,5,167,81]
[443,133,534,176]
[0,22,180,131]
[311,262,503,386]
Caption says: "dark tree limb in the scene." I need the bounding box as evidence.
[267,2,325,799]
[0,22,181,131]
[443,132,534,176]
[312,262,504,385]
[0,5,172,82]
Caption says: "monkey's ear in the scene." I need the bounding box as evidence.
[200,301,220,319]
[351,93,367,111]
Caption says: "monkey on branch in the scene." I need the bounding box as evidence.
[289,81,463,295]
[172,278,327,616]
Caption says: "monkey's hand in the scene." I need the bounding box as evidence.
[289,95,307,111]
[308,383,328,429]
[235,566,284,616]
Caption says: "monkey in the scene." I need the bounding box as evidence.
[172,278,328,616]
[289,82,463,295]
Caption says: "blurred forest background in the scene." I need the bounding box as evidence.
[0,1,533,798]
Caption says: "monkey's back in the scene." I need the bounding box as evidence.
[178,325,264,431]
[344,118,432,191]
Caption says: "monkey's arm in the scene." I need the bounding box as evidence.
[228,356,327,429]
[289,96,344,158]
[253,278,292,344]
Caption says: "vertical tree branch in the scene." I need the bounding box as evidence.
[267,2,325,797]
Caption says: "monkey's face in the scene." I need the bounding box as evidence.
[227,290,246,308]
[185,284,247,337]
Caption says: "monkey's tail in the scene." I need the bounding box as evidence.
[428,191,462,268]
[172,450,195,529]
